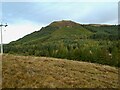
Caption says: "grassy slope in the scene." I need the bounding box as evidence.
[4,21,119,67]
[2,54,119,88]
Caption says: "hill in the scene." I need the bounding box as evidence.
[2,54,119,88]
[4,20,119,67]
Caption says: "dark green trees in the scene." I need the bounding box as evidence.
[3,21,119,67]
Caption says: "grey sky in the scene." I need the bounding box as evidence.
[0,1,118,43]
[2,2,118,24]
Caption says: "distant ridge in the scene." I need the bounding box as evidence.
[83,24,114,26]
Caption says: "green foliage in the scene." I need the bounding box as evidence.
[4,21,119,67]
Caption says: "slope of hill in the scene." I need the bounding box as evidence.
[2,54,119,88]
[4,20,119,67]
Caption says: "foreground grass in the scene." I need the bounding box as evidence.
[2,54,119,88]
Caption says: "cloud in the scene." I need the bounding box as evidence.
[2,2,118,24]
[1,2,118,43]
[77,2,118,24]
[2,20,46,43]
[1,0,119,2]
[0,3,2,21]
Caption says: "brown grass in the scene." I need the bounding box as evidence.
[2,54,119,88]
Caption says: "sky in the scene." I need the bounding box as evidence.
[0,0,119,43]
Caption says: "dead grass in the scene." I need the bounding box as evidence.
[2,54,119,88]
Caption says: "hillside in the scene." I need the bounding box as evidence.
[4,20,119,67]
[2,54,119,88]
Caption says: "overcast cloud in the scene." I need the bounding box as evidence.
[0,1,118,43]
